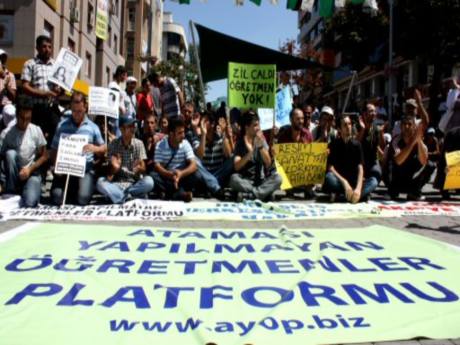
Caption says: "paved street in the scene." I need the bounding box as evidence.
[1,184,459,345]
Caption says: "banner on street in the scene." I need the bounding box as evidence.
[95,0,109,40]
[88,86,120,118]
[228,62,276,109]
[55,134,88,178]
[274,143,328,190]
[275,86,293,128]
[444,151,460,190]
[3,199,185,222]
[1,223,460,345]
[48,48,83,92]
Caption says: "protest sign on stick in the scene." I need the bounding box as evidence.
[274,143,328,190]
[54,134,88,207]
[228,62,276,109]
[88,86,120,119]
[48,48,82,92]
[275,86,293,128]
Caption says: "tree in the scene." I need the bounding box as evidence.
[279,39,327,105]
[151,51,208,110]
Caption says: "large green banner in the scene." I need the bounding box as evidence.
[228,62,276,109]
[1,223,460,345]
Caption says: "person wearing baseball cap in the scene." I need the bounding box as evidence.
[96,116,154,204]
[125,76,138,120]
[311,105,337,143]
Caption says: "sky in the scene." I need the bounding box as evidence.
[163,0,299,103]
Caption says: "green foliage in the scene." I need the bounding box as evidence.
[324,0,460,70]
[323,2,387,70]
[150,50,208,109]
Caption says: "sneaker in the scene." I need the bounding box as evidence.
[329,193,337,203]
[236,192,254,203]
[180,191,193,203]
[407,194,425,201]
[304,188,317,200]
[212,188,226,201]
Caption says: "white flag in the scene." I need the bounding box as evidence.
[335,0,346,9]
[270,0,279,4]
[364,0,378,10]
[300,0,315,11]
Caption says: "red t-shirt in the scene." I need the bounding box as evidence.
[136,92,154,121]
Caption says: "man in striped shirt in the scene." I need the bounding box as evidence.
[151,116,197,202]
[195,112,233,187]
[149,71,184,118]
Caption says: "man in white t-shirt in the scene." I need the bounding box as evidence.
[1,97,48,206]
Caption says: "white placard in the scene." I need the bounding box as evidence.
[88,86,120,119]
[55,134,88,178]
[258,108,274,131]
[48,48,83,92]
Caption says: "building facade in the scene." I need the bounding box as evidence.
[296,3,458,114]
[0,0,126,91]
[161,12,187,62]
[124,0,163,80]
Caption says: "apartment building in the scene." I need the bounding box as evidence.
[0,0,125,92]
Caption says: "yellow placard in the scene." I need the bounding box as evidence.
[95,0,109,41]
[274,143,328,190]
[444,151,460,190]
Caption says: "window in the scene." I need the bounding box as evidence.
[106,67,111,84]
[67,38,75,52]
[128,7,135,31]
[114,34,117,54]
[127,38,135,57]
[85,52,92,77]
[43,20,54,46]
[108,26,112,47]
[87,3,94,30]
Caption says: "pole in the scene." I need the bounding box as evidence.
[342,71,358,114]
[61,174,70,208]
[189,20,206,110]
[104,116,108,145]
[388,0,394,127]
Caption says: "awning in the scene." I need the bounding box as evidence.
[194,23,331,83]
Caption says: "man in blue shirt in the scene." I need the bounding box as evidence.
[151,116,197,202]
[50,92,106,205]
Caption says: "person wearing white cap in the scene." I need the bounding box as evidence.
[312,105,337,143]
[0,49,16,116]
[125,76,138,120]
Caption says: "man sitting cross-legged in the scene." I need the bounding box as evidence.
[96,117,154,204]
[150,116,198,202]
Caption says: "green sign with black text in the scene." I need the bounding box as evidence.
[228,62,276,109]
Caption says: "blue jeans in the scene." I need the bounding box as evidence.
[51,170,96,206]
[323,172,377,200]
[195,157,234,193]
[4,150,42,207]
[96,176,154,204]
[150,171,198,200]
